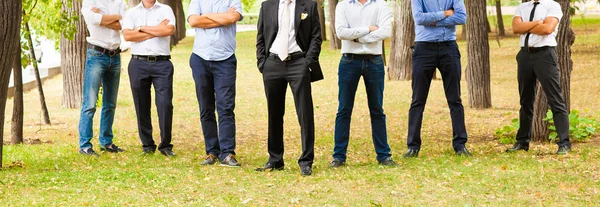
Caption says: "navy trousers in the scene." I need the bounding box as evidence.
[407,41,468,151]
[190,53,237,161]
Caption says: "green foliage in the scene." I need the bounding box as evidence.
[239,14,259,25]
[23,0,79,44]
[544,110,600,143]
[241,0,256,13]
[494,118,520,144]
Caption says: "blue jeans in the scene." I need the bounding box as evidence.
[78,47,121,149]
[333,55,391,162]
[190,53,237,161]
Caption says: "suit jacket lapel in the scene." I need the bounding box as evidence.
[294,0,304,32]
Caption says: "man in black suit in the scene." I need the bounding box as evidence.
[255,0,323,176]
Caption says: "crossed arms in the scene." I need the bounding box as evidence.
[335,2,392,43]
[188,7,241,29]
[81,6,123,30]
[123,19,176,42]
[411,0,467,27]
[512,16,559,35]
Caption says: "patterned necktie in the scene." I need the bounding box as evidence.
[278,0,291,60]
[524,1,540,50]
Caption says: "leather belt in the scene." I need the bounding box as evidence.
[343,53,380,60]
[89,44,121,56]
[415,41,456,46]
[132,55,171,62]
[522,46,554,53]
[269,52,305,62]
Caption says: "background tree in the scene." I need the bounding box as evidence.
[327,0,341,49]
[388,0,414,81]
[60,0,88,108]
[0,0,23,168]
[465,0,492,108]
[495,0,505,36]
[12,40,24,145]
[316,0,327,41]
[24,19,51,125]
[241,0,256,13]
[532,0,575,141]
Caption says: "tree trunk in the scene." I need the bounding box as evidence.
[316,0,327,41]
[460,24,467,40]
[388,0,414,81]
[327,0,341,49]
[495,0,505,36]
[531,0,574,142]
[60,0,88,109]
[465,0,492,108]
[176,0,186,41]
[0,0,23,168]
[26,21,51,125]
[11,41,24,145]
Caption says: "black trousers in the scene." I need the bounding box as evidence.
[407,41,468,151]
[516,47,570,147]
[262,55,315,167]
[128,58,174,151]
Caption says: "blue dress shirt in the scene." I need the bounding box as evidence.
[188,0,243,61]
[411,0,467,42]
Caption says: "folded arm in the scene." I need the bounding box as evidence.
[105,21,122,30]
[528,16,559,35]
[335,4,369,40]
[123,29,155,42]
[512,16,543,34]
[434,0,467,27]
[140,24,176,37]
[358,4,392,43]
[411,0,448,25]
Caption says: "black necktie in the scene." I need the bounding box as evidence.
[524,1,540,51]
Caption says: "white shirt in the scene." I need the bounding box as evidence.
[514,0,563,47]
[81,0,126,50]
[269,0,302,55]
[122,1,176,56]
[335,0,392,54]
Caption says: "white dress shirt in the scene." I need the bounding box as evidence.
[122,1,176,56]
[514,0,563,47]
[335,0,392,55]
[81,0,126,50]
[269,0,302,55]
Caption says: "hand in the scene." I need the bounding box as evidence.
[444,9,455,17]
[368,26,379,32]
[91,7,101,14]
[430,22,437,26]
[159,19,170,25]
[227,7,236,13]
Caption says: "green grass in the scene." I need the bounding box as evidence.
[2,18,600,206]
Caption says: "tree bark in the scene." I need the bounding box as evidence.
[26,21,51,125]
[327,0,341,49]
[532,0,574,142]
[388,0,414,81]
[316,0,327,41]
[496,0,505,36]
[176,0,186,42]
[465,0,492,108]
[60,0,88,108]
[461,24,467,40]
[11,40,24,145]
[0,0,23,168]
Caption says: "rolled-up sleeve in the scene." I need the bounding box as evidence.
[187,0,202,22]
[81,0,103,26]
[232,0,244,21]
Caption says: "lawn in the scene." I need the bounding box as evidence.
[1,16,600,206]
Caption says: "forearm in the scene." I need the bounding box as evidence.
[512,21,540,34]
[140,25,175,37]
[528,23,555,35]
[100,14,121,26]
[188,15,222,28]
[435,12,466,27]
[203,13,240,26]
[336,27,370,40]
[123,30,155,42]
[105,21,122,30]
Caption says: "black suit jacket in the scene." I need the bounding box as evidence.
[256,0,324,82]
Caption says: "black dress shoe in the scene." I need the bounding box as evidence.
[506,143,529,153]
[455,147,472,157]
[160,149,176,157]
[255,162,284,171]
[328,158,345,168]
[556,145,571,155]
[300,166,312,176]
[142,149,155,155]
[200,154,218,165]
[402,149,419,158]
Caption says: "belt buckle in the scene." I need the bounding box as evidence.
[283,56,291,61]
[108,50,117,56]
[147,56,157,62]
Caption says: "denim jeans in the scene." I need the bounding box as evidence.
[78,47,121,149]
[333,55,391,162]
[190,53,237,161]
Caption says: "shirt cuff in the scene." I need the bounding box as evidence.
[434,11,446,22]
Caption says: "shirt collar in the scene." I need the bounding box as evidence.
[349,0,375,4]
[279,0,294,4]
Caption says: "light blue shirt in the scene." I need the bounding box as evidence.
[411,0,466,42]
[188,0,243,61]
